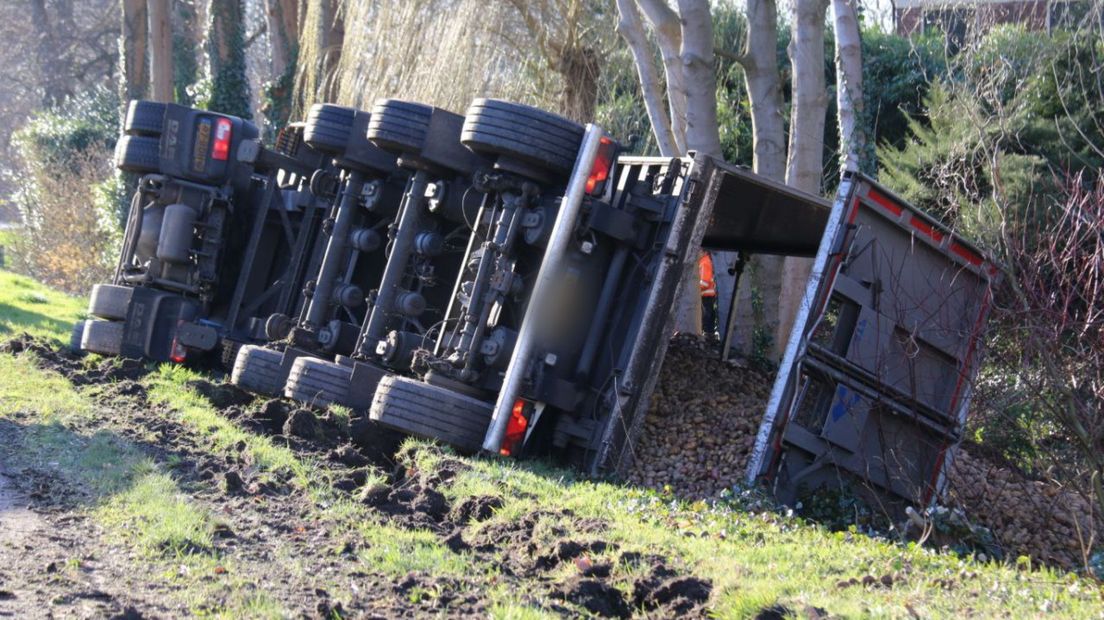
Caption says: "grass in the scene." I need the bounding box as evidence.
[0,269,84,342]
[0,271,288,617]
[0,353,214,557]
[1,268,1102,618]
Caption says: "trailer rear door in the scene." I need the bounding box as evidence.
[745,172,998,512]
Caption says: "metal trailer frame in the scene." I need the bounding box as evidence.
[272,103,491,409]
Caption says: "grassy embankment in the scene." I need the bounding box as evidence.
[0,269,1101,618]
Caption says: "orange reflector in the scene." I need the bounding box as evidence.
[499,399,530,457]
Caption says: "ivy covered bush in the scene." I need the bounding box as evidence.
[3,87,123,293]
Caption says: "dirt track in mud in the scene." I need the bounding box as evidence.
[0,336,725,619]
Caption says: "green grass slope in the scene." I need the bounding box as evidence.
[0,269,84,342]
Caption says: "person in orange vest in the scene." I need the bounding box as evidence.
[699,250,718,337]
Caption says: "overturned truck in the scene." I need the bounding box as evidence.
[83,97,997,512]
[78,102,333,364]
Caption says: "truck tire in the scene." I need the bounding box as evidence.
[461,99,584,177]
[367,99,431,154]
[88,284,133,320]
[369,375,493,453]
[304,104,355,154]
[231,345,287,396]
[69,321,85,353]
[124,100,166,137]
[80,320,123,356]
[115,135,160,174]
[285,357,352,408]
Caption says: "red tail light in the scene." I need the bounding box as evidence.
[170,321,188,363]
[585,136,615,194]
[499,399,531,457]
[212,118,232,161]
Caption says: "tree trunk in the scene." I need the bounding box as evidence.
[148,0,174,102]
[320,0,344,100]
[295,0,343,106]
[672,0,722,335]
[558,45,601,122]
[206,0,250,117]
[121,0,150,103]
[777,0,829,353]
[677,0,722,158]
[831,0,865,171]
[265,0,299,79]
[615,0,678,156]
[728,0,787,358]
[637,0,688,152]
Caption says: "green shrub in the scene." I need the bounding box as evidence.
[5,87,122,293]
[12,87,119,170]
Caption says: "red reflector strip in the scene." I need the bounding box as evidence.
[211,118,232,161]
[865,188,903,217]
[909,216,945,243]
[951,242,984,267]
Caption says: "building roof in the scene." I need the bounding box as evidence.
[894,0,1074,8]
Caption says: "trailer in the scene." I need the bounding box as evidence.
[363,120,996,511]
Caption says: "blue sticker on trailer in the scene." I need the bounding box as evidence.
[829,385,862,422]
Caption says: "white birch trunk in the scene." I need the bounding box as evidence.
[616,0,679,157]
[637,0,689,152]
[672,0,723,334]
[676,0,723,158]
[777,0,829,357]
[831,0,865,171]
[729,0,787,358]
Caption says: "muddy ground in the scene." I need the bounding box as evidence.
[0,336,743,619]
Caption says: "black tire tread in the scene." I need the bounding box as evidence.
[470,98,583,134]
[124,100,166,137]
[462,124,579,159]
[80,319,123,356]
[88,284,133,320]
[285,357,352,408]
[230,345,288,396]
[305,104,356,153]
[462,128,577,175]
[115,135,160,174]
[369,375,492,452]
[367,100,431,153]
[464,106,583,149]
[461,100,584,176]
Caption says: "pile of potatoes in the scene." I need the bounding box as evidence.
[629,335,1098,570]
[946,450,1098,570]
[624,335,771,497]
